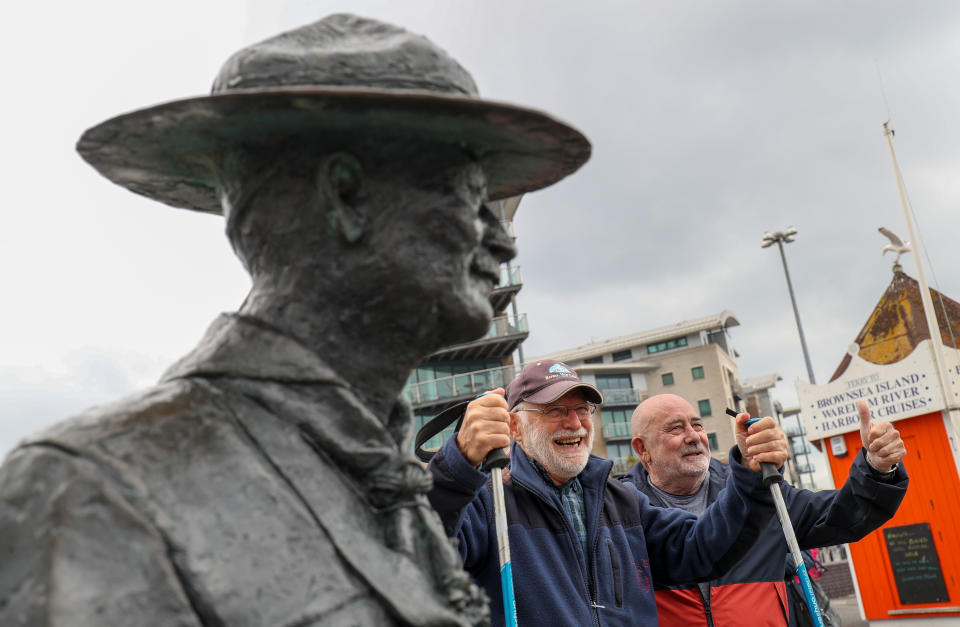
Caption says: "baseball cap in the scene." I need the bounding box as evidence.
[505,360,603,411]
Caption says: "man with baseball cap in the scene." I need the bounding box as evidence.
[428,360,789,626]
[0,14,591,627]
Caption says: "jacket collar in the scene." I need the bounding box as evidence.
[623,455,728,503]
[508,442,613,500]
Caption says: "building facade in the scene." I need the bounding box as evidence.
[534,311,779,473]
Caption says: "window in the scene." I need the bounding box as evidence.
[646,336,688,354]
[691,366,704,380]
[601,407,631,425]
[596,373,632,390]
[584,355,603,364]
[607,440,634,458]
[698,399,712,416]
[707,433,718,451]
[661,372,674,386]
[612,349,632,362]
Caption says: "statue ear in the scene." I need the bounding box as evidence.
[319,152,365,243]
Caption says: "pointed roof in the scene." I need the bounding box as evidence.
[829,268,960,381]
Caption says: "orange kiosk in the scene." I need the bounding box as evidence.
[798,267,960,625]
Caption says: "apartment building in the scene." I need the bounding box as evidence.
[534,311,780,473]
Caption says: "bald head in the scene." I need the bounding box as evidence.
[631,394,697,440]
[630,394,710,494]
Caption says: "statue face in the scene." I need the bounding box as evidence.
[365,160,516,347]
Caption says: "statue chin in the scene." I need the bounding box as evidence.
[434,297,493,348]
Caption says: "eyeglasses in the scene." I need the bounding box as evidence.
[515,403,597,421]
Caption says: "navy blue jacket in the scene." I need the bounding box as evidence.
[428,439,776,627]
[623,449,908,626]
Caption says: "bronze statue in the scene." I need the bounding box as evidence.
[0,14,589,626]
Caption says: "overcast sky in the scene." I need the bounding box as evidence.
[2,1,959,487]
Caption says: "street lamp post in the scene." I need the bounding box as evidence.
[761,227,817,385]
[762,227,816,489]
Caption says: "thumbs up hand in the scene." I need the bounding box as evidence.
[857,400,906,473]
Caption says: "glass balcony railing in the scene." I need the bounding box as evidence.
[498,265,522,288]
[602,421,633,439]
[482,313,527,340]
[609,457,634,476]
[795,464,816,474]
[784,425,807,438]
[404,363,525,406]
[598,388,644,406]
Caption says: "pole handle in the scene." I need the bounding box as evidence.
[728,409,783,486]
[482,447,510,471]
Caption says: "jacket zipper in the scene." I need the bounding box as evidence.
[513,477,602,626]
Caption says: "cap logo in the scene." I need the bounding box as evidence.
[548,364,571,374]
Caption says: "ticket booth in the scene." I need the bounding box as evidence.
[797,268,960,625]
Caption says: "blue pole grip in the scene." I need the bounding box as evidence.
[732,412,782,486]
[796,561,826,627]
[501,562,518,627]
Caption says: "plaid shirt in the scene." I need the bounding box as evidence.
[530,460,588,568]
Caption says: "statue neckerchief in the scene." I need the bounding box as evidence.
[0,314,488,626]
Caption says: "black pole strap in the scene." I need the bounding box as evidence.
[414,400,471,462]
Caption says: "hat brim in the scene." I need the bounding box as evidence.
[76,86,591,214]
[513,381,603,410]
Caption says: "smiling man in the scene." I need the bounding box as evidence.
[428,360,790,627]
[624,394,908,626]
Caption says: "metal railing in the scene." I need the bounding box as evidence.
[404,363,524,406]
[784,425,807,438]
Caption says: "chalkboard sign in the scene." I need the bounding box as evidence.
[883,523,949,604]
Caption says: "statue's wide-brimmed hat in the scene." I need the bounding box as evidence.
[77,14,591,214]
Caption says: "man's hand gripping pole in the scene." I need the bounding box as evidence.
[727,408,825,627]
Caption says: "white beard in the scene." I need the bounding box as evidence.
[519,417,593,483]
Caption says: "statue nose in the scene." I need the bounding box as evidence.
[481,211,516,264]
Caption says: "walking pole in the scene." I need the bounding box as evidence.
[482,446,518,627]
[727,408,825,627]
[413,396,518,626]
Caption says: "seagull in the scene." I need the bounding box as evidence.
[878,226,911,264]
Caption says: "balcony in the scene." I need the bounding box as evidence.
[490,265,522,313]
[609,457,634,476]
[598,387,645,407]
[427,313,528,362]
[404,362,524,409]
[602,421,633,440]
[784,425,808,438]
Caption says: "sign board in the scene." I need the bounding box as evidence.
[882,523,950,605]
[796,341,960,440]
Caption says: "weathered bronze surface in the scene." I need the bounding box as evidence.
[0,14,589,626]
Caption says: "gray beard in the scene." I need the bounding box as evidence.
[520,418,593,482]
